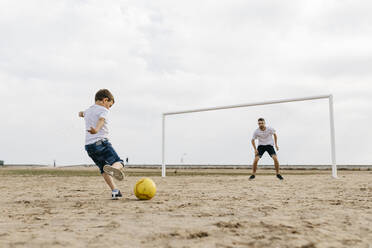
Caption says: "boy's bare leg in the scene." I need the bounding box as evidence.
[252,156,260,175]
[102,172,116,190]
[272,155,280,174]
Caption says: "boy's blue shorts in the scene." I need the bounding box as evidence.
[85,139,123,174]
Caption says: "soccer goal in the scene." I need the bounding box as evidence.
[161,94,337,178]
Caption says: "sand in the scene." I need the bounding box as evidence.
[0,169,371,248]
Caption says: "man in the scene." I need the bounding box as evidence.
[250,118,283,180]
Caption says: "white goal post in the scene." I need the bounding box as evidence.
[161,94,337,178]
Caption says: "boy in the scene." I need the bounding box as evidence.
[250,118,283,180]
[79,89,125,199]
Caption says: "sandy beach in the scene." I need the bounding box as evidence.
[0,168,371,248]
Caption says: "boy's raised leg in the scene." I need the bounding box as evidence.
[103,162,125,181]
[112,162,124,170]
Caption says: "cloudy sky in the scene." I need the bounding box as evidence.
[1,0,371,166]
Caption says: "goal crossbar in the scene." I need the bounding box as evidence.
[162,94,337,178]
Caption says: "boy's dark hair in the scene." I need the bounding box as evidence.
[95,89,115,103]
[258,118,265,122]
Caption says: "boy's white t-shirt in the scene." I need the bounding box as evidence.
[252,126,276,146]
[84,104,109,145]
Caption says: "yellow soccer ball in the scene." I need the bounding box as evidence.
[134,178,157,200]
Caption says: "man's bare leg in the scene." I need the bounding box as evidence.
[252,156,260,175]
[272,155,280,174]
[250,156,260,180]
[102,172,116,190]
[272,155,283,180]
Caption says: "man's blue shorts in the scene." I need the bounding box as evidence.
[85,139,123,174]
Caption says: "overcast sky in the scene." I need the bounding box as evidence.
[1,0,371,166]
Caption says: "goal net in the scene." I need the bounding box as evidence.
[161,95,337,178]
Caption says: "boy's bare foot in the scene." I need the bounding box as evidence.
[103,165,125,181]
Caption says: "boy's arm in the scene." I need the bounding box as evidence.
[88,118,105,134]
[78,111,84,118]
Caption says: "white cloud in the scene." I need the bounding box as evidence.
[0,0,371,165]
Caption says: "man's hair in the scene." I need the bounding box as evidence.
[95,89,115,103]
[258,118,265,122]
